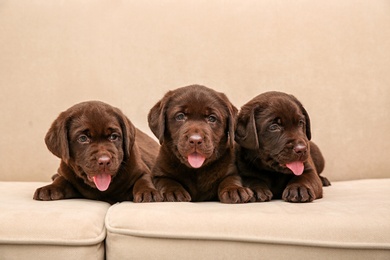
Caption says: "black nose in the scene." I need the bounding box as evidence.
[293,143,307,154]
[189,134,203,147]
[98,155,111,166]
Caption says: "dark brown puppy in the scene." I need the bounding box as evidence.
[34,101,162,204]
[148,85,253,203]
[235,91,330,203]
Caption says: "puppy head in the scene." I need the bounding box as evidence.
[235,91,311,175]
[148,85,237,168]
[45,101,136,191]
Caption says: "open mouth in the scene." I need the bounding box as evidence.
[187,152,206,168]
[284,161,305,176]
[88,173,112,191]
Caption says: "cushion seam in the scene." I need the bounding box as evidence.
[105,225,390,250]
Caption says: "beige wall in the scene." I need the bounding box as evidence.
[1,0,389,182]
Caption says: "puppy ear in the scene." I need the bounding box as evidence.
[218,93,238,148]
[235,106,259,150]
[228,105,238,148]
[301,105,311,140]
[115,110,136,160]
[45,112,71,163]
[148,92,172,144]
[291,95,312,140]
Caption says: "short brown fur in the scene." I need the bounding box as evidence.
[34,101,162,204]
[235,91,330,203]
[148,85,253,203]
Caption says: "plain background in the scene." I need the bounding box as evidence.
[1,0,389,182]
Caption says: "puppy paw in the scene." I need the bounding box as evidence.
[252,187,273,202]
[282,184,316,203]
[219,186,253,203]
[33,184,68,201]
[163,188,191,202]
[134,188,163,203]
[320,176,331,187]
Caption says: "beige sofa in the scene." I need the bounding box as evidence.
[1,1,389,259]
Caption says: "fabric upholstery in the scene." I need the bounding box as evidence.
[0,0,389,259]
[0,182,109,260]
[106,179,390,259]
[1,0,389,182]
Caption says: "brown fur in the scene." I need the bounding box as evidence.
[235,91,330,203]
[148,85,253,203]
[34,101,162,204]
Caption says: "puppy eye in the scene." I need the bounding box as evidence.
[298,120,305,127]
[78,135,90,143]
[175,113,186,121]
[268,124,280,132]
[207,115,217,123]
[109,133,120,141]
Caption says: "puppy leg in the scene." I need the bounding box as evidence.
[243,177,273,202]
[133,174,163,203]
[282,171,323,203]
[310,141,331,187]
[320,176,331,187]
[218,175,253,203]
[33,175,81,200]
[154,177,192,202]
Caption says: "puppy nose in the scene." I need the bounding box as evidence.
[189,134,203,146]
[98,155,111,166]
[293,143,307,154]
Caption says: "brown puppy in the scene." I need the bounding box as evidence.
[235,91,330,203]
[148,85,253,203]
[34,101,162,204]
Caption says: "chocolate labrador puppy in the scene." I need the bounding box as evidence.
[235,91,330,203]
[148,85,253,203]
[34,101,162,204]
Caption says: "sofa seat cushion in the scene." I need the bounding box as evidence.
[0,182,110,260]
[106,178,390,260]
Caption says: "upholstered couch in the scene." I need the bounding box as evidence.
[1,1,389,259]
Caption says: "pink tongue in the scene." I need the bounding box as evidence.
[92,173,111,191]
[188,153,206,168]
[286,161,304,176]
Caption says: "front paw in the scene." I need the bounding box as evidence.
[134,188,163,203]
[219,186,253,203]
[33,184,68,201]
[282,184,316,203]
[252,187,273,202]
[320,176,331,187]
[163,188,191,202]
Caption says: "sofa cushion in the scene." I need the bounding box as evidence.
[106,178,390,259]
[0,182,109,260]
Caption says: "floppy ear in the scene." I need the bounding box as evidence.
[114,110,136,161]
[45,112,71,163]
[300,105,311,140]
[228,105,238,148]
[218,93,238,148]
[235,106,259,150]
[290,95,311,140]
[148,92,172,144]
